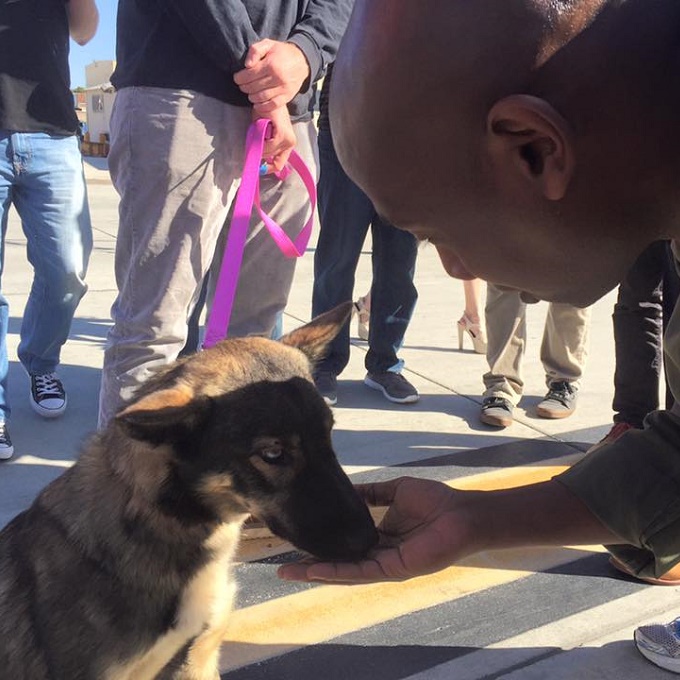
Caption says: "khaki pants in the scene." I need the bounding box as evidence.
[98,87,318,426]
[483,283,591,404]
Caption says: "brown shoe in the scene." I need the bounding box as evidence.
[610,555,680,586]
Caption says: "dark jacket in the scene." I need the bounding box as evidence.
[0,0,77,135]
[112,0,354,121]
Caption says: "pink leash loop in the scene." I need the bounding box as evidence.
[202,118,316,348]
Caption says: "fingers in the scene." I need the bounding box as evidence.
[260,108,296,173]
[263,138,295,171]
[235,64,291,111]
[356,478,408,508]
[267,149,292,174]
[234,41,309,110]
[253,97,287,116]
[235,41,273,87]
[243,39,273,69]
[233,66,266,89]
[278,557,395,584]
[261,145,292,174]
[238,78,291,112]
[237,75,275,97]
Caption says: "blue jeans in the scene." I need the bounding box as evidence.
[0,132,92,419]
[312,128,418,375]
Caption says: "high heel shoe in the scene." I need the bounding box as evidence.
[457,313,487,354]
[354,296,370,340]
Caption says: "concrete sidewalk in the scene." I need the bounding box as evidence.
[0,156,676,679]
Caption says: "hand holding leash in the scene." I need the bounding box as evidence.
[203,118,316,348]
[260,106,296,173]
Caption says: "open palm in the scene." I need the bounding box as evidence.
[278,477,472,584]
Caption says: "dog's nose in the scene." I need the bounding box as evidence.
[340,522,379,560]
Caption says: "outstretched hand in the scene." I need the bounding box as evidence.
[277,472,620,585]
[278,477,478,584]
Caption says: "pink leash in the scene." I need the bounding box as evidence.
[203,118,317,348]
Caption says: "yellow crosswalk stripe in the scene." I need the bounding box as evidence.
[222,454,598,673]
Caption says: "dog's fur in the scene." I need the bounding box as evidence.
[0,303,377,680]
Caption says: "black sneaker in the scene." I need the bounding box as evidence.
[0,422,13,460]
[30,373,67,418]
[364,371,419,404]
[536,380,578,419]
[313,371,338,406]
[480,396,514,427]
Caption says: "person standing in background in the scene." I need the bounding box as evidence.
[311,64,420,406]
[0,0,97,459]
[98,0,353,426]
[589,240,680,454]
[479,285,591,428]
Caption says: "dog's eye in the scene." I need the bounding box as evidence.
[258,446,285,465]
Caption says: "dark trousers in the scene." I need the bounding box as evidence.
[612,240,680,426]
[311,128,418,375]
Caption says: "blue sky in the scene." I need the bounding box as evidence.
[69,0,117,88]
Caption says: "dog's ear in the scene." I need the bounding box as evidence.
[115,386,211,442]
[280,301,353,362]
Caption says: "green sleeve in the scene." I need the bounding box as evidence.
[556,278,680,579]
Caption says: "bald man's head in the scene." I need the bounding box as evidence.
[331,0,680,305]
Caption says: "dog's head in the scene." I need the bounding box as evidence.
[113,302,378,561]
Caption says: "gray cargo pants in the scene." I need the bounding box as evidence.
[98,87,318,426]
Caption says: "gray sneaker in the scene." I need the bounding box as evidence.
[313,371,338,406]
[536,380,578,419]
[635,618,680,673]
[480,396,514,427]
[364,372,419,404]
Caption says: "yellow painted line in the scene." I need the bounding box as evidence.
[222,456,597,672]
[448,452,584,490]
[220,544,604,672]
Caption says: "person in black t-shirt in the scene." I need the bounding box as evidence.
[0,0,98,458]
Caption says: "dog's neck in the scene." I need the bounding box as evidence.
[41,432,243,594]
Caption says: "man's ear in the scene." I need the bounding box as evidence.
[486,95,575,201]
[280,301,353,363]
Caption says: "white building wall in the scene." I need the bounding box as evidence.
[86,90,115,142]
[85,60,115,88]
[84,60,116,143]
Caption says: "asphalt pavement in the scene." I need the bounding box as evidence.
[0,155,677,679]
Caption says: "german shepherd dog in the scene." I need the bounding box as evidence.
[0,303,377,680]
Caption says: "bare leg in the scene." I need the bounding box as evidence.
[462,278,484,324]
[458,279,487,353]
[354,290,371,340]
